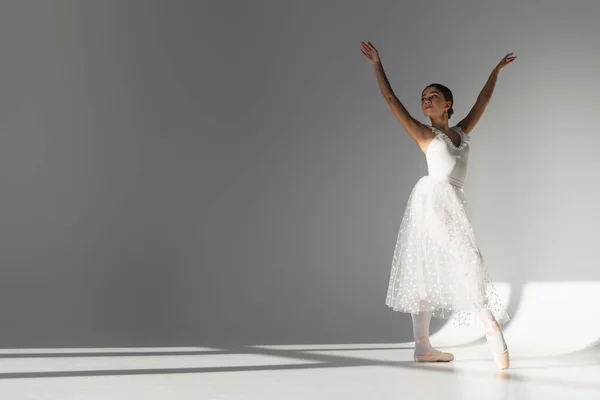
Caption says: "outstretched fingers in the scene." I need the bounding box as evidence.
[360,41,381,65]
[503,53,517,63]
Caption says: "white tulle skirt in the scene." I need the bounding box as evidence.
[385,176,509,326]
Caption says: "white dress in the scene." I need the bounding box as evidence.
[385,125,509,326]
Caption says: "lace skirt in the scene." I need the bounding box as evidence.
[385,176,509,326]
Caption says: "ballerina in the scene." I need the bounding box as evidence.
[361,41,516,369]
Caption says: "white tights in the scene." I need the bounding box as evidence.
[411,309,507,356]
[478,308,507,354]
[411,311,442,356]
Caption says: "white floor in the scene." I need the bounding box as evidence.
[2,282,599,399]
[0,343,599,399]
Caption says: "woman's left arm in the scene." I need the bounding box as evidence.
[457,53,517,134]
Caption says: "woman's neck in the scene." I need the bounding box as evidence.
[429,118,450,133]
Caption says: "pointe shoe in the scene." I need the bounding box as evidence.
[413,337,454,362]
[484,317,510,370]
[492,348,510,370]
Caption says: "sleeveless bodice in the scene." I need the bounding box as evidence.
[425,125,470,188]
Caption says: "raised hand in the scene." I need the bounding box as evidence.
[495,53,517,72]
[360,41,381,65]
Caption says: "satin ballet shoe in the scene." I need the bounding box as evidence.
[413,337,454,362]
[484,317,510,370]
[491,348,510,370]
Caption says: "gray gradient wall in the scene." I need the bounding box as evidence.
[0,0,598,347]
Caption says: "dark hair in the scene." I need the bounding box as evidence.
[425,83,454,119]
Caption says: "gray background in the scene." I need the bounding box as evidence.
[0,0,598,348]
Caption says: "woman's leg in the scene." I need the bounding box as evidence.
[412,311,432,355]
[411,311,454,362]
[480,308,510,369]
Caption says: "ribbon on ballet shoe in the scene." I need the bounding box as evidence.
[413,336,454,363]
[415,336,430,344]
[482,317,510,369]
[483,317,500,335]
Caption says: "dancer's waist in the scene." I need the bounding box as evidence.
[426,174,465,188]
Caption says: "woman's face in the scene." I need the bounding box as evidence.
[421,86,451,119]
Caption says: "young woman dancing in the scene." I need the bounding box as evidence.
[360,41,516,370]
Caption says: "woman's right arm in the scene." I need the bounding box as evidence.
[361,42,431,149]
